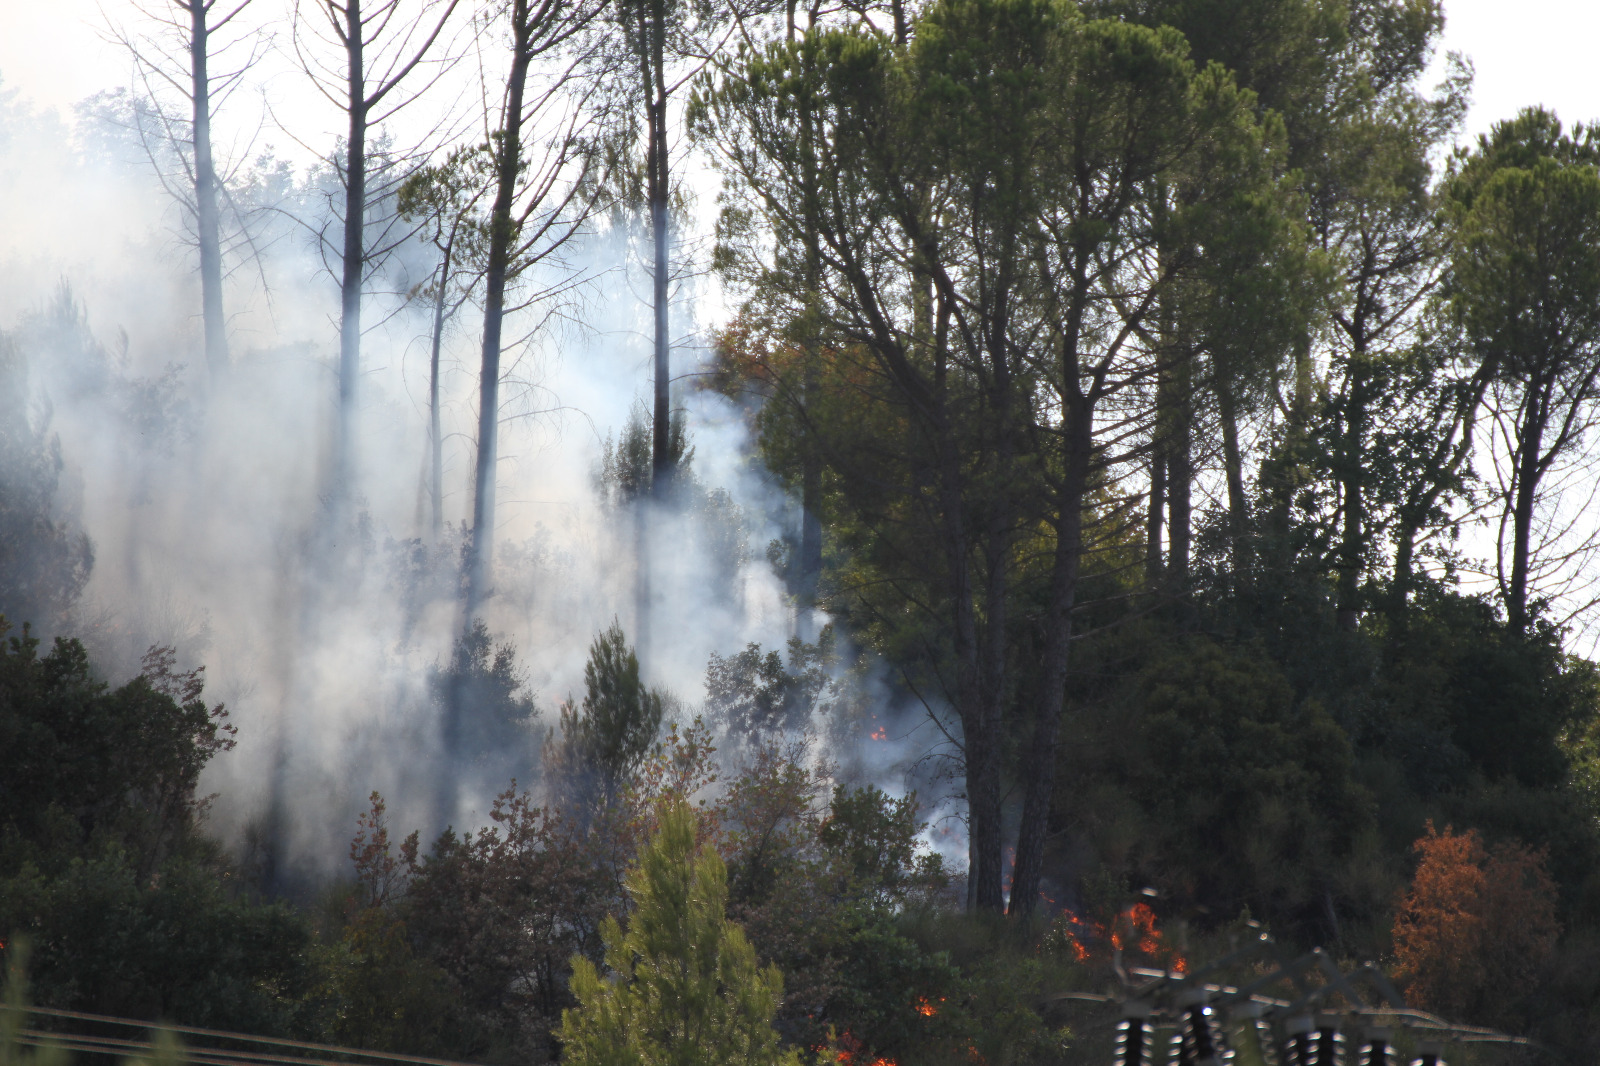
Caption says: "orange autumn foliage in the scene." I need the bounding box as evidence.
[1391,822,1559,1026]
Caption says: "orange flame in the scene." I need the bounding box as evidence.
[1057,902,1186,973]
[826,996,951,1066]
[870,726,887,740]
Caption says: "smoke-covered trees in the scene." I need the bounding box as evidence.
[0,335,92,635]
[432,620,540,822]
[398,147,491,543]
[289,0,463,506]
[20,0,1600,1055]
[108,0,266,379]
[556,622,667,802]
[463,0,608,620]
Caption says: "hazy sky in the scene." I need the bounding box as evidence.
[0,0,1595,150]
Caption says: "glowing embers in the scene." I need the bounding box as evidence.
[827,1029,894,1066]
[821,997,958,1066]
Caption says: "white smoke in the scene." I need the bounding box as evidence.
[0,69,959,884]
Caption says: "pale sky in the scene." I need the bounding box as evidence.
[0,0,1596,150]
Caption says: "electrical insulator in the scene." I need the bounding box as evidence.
[1409,1052,1445,1066]
[1356,1029,1391,1066]
[1228,1002,1279,1066]
[1115,1002,1154,1066]
[1282,1015,1316,1066]
[1308,1025,1343,1066]
[1176,989,1232,1066]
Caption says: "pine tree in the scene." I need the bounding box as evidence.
[558,802,801,1066]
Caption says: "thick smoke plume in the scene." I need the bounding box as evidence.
[0,77,959,886]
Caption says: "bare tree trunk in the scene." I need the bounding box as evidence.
[937,441,1004,912]
[1216,372,1248,577]
[1145,448,1165,588]
[465,6,532,621]
[189,0,229,379]
[1507,393,1545,635]
[1165,351,1192,586]
[336,1,368,506]
[796,33,823,621]
[1336,336,1370,632]
[428,243,450,542]
[1264,332,1315,536]
[647,0,671,497]
[1009,393,1089,918]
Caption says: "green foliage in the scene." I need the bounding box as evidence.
[0,631,234,869]
[559,802,801,1066]
[402,791,612,1061]
[1130,640,1373,928]
[0,626,312,1036]
[1,945,68,1066]
[558,623,666,801]
[1,846,312,1034]
[819,785,945,906]
[705,627,842,742]
[315,905,454,1054]
[1378,591,1588,790]
[598,400,693,507]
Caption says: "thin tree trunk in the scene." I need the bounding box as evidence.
[1392,519,1418,620]
[337,0,368,505]
[465,4,532,621]
[634,496,650,653]
[1009,395,1089,918]
[190,1,229,379]
[1336,340,1369,632]
[1145,448,1165,588]
[928,415,1001,912]
[1216,372,1248,578]
[647,0,671,496]
[1264,331,1314,537]
[429,242,451,543]
[799,414,822,597]
[964,711,1005,912]
[797,38,823,619]
[1166,350,1192,586]
[1507,394,1545,634]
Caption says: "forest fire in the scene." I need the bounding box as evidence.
[1058,903,1187,974]
[825,998,945,1066]
[828,1030,895,1066]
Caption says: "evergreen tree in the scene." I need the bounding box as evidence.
[558,802,801,1066]
[558,623,666,802]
